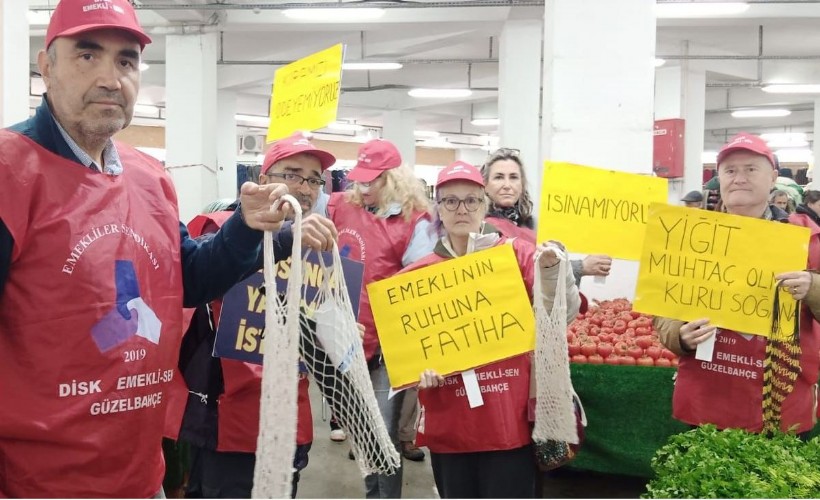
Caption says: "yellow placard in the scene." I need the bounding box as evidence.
[633,203,810,337]
[537,162,669,260]
[367,245,535,388]
[267,44,344,142]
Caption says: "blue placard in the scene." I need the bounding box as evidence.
[213,251,364,364]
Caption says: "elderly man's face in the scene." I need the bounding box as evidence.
[259,153,323,212]
[717,151,777,215]
[38,30,140,143]
[772,194,790,211]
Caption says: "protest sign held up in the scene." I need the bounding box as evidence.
[267,44,344,141]
[214,252,364,364]
[537,162,668,261]
[633,203,809,337]
[368,245,535,388]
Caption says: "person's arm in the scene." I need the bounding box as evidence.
[402,218,437,267]
[801,272,820,321]
[654,317,688,356]
[0,220,12,298]
[181,211,294,308]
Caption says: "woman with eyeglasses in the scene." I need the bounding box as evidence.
[406,161,581,499]
[481,148,613,283]
[327,138,436,499]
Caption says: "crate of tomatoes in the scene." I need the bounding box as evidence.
[568,298,678,367]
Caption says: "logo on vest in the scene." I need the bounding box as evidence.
[90,260,162,353]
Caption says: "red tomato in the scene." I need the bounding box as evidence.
[645,346,662,360]
[635,336,653,350]
[571,354,587,364]
[627,346,643,359]
[671,358,679,367]
[661,349,677,360]
[614,341,629,356]
[655,358,672,368]
[580,343,597,357]
[620,355,636,366]
[568,342,581,356]
[635,326,650,336]
[605,355,621,365]
[601,319,615,329]
[589,314,603,327]
[624,328,636,337]
[597,343,614,359]
[613,321,626,335]
[588,354,604,364]
[637,356,655,367]
[598,333,614,344]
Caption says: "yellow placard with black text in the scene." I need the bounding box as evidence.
[267,44,344,142]
[537,162,668,260]
[368,245,535,389]
[633,203,809,337]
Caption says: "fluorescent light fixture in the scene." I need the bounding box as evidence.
[731,109,791,118]
[235,114,270,127]
[327,121,364,132]
[26,10,51,26]
[701,151,718,164]
[408,88,473,98]
[419,137,454,149]
[775,148,814,163]
[654,58,666,67]
[762,84,820,94]
[343,62,403,71]
[767,139,809,148]
[414,130,440,138]
[471,118,500,127]
[134,104,160,116]
[760,132,807,142]
[139,63,150,72]
[283,8,385,21]
[656,2,749,18]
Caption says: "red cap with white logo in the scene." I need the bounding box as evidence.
[262,132,337,174]
[46,0,152,50]
[435,161,485,188]
[717,132,776,169]
[346,139,403,183]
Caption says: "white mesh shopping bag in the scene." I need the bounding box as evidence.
[252,196,399,498]
[531,249,580,445]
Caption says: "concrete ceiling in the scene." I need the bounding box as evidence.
[26,0,820,153]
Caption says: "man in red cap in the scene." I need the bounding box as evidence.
[656,132,820,435]
[328,138,436,498]
[0,1,334,497]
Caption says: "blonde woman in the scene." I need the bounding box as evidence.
[327,139,436,498]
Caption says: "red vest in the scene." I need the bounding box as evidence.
[0,132,183,497]
[410,238,536,453]
[673,215,820,433]
[165,212,313,452]
[485,216,536,244]
[328,193,429,359]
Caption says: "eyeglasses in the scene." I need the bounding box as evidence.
[438,196,484,212]
[266,172,326,189]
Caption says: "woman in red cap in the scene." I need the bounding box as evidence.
[481,148,612,286]
[406,161,581,498]
[327,138,436,498]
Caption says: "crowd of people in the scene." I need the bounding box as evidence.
[2,0,819,498]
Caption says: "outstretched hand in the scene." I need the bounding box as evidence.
[238,182,292,232]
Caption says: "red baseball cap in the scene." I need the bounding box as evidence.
[436,161,485,188]
[46,0,152,50]
[262,132,336,174]
[717,132,776,169]
[346,139,402,183]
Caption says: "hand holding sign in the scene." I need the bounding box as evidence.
[776,271,813,301]
[679,318,717,351]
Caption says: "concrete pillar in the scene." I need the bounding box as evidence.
[217,90,238,200]
[382,110,416,168]
[655,64,707,204]
[813,99,820,188]
[541,0,656,301]
[0,1,30,126]
[165,32,218,223]
[498,19,542,200]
